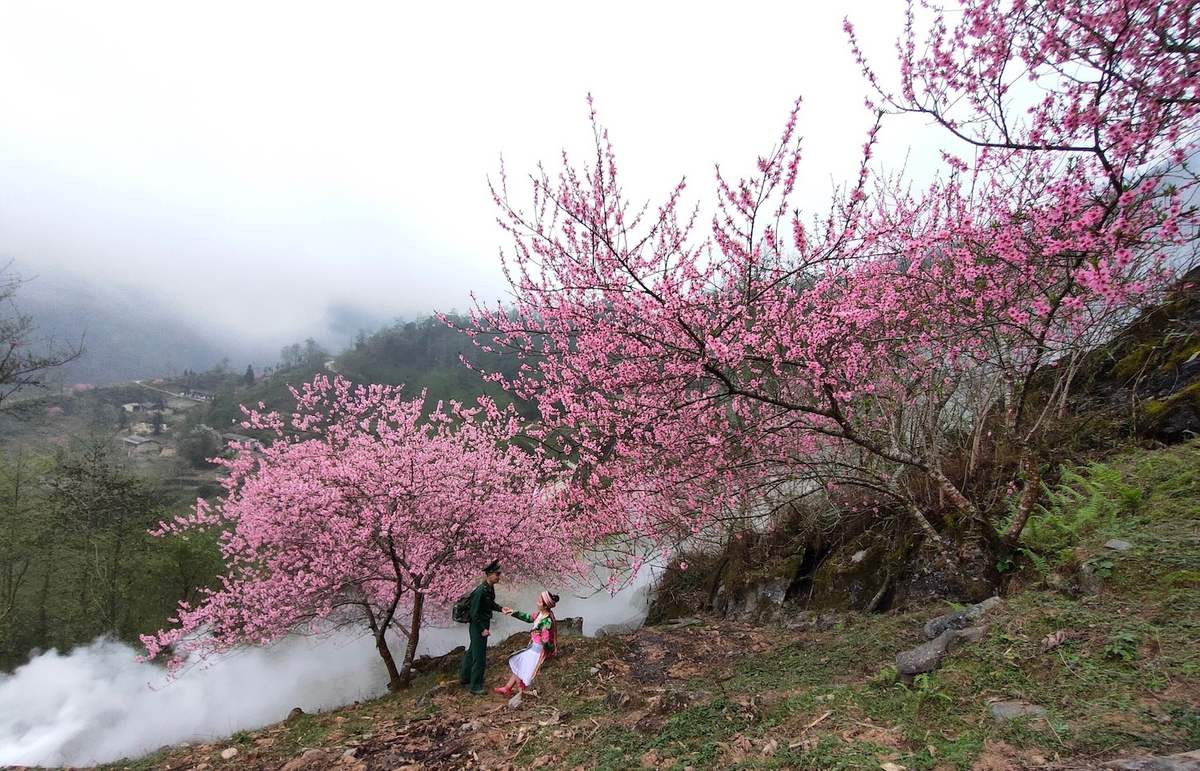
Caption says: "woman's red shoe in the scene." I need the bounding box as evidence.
[493,686,511,695]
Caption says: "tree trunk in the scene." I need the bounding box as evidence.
[1003,448,1042,546]
[705,556,730,611]
[375,628,404,692]
[397,592,425,689]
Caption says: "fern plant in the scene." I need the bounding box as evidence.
[1013,462,1142,569]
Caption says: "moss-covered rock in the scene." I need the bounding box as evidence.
[1069,266,1200,444]
[1139,380,1200,442]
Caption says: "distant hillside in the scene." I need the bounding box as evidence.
[198,315,533,431]
[14,270,259,386]
[333,315,533,414]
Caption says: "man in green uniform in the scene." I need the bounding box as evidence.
[459,560,510,695]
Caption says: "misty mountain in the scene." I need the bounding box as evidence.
[13,269,262,386]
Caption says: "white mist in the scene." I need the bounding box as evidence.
[0,568,656,767]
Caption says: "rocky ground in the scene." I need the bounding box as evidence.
[87,441,1199,771]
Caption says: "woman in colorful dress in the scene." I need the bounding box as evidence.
[495,591,559,695]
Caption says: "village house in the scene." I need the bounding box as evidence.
[121,436,162,457]
[222,432,265,452]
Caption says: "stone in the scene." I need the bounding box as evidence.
[507,692,523,710]
[281,749,331,771]
[219,747,238,760]
[1079,560,1108,595]
[892,538,999,608]
[897,629,958,675]
[922,596,1002,639]
[557,616,585,637]
[605,688,642,710]
[988,700,1048,722]
[716,578,790,623]
[1105,539,1134,552]
[1102,749,1200,770]
[897,626,988,675]
[850,549,869,564]
[954,625,989,644]
[595,620,641,638]
[286,706,306,722]
[663,616,703,628]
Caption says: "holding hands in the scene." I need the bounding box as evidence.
[501,606,513,615]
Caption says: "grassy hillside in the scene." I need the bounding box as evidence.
[104,440,1199,770]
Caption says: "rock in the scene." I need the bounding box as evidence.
[1102,749,1200,770]
[286,706,306,722]
[663,616,704,628]
[219,747,238,760]
[893,537,999,608]
[897,626,988,676]
[897,629,958,675]
[605,688,642,710]
[341,748,358,759]
[850,549,869,564]
[595,620,642,637]
[716,578,791,622]
[557,616,584,637]
[281,749,331,771]
[507,692,523,709]
[1079,560,1108,595]
[1105,539,1134,552]
[781,609,817,629]
[988,700,1048,722]
[954,625,989,644]
[922,596,1002,639]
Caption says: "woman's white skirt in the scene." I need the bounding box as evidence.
[508,641,545,686]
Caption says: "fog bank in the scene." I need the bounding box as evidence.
[0,571,656,767]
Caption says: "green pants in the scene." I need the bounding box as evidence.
[459,624,487,690]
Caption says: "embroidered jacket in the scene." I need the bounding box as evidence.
[511,610,556,653]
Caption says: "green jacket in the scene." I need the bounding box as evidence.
[469,582,503,629]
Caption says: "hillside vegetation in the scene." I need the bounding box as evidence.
[102,439,1199,770]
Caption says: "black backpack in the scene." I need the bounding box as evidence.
[452,588,475,623]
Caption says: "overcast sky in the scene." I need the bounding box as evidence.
[0,1,941,352]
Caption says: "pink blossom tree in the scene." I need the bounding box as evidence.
[463,0,1197,589]
[141,375,579,690]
